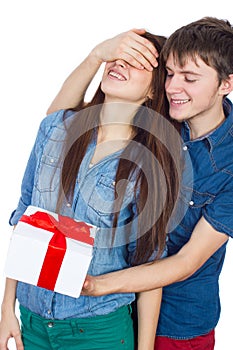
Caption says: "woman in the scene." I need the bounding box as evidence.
[0,30,181,350]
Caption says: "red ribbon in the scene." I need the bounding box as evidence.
[20,211,94,291]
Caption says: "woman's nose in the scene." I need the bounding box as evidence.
[115,59,127,68]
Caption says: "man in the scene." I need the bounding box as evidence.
[80,17,233,349]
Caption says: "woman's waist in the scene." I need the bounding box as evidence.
[16,281,135,320]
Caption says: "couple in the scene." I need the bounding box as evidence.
[0,16,233,350]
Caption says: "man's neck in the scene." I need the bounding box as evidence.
[188,110,226,140]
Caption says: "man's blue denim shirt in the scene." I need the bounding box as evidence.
[156,98,233,339]
[9,109,165,320]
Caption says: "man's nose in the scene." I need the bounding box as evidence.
[165,75,183,94]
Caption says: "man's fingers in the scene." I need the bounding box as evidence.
[122,31,159,70]
[99,28,159,71]
[122,48,157,71]
[81,275,94,295]
[130,28,146,36]
[130,30,159,58]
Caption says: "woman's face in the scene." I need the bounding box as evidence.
[101,59,153,104]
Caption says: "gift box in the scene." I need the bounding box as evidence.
[4,206,97,298]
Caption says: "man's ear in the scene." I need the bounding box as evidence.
[219,74,233,96]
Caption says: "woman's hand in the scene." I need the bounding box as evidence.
[0,311,24,350]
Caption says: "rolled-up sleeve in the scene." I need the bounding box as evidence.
[203,181,233,238]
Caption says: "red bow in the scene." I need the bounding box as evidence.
[20,211,95,291]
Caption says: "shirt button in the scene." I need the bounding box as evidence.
[50,158,55,163]
[189,200,194,206]
[112,181,116,186]
[66,203,71,207]
[47,322,54,328]
[47,310,51,314]
[183,145,188,151]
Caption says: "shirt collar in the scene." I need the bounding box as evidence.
[182,98,233,149]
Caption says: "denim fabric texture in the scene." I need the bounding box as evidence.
[10,99,233,336]
[157,98,233,338]
[10,109,165,320]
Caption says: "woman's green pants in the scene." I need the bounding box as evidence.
[20,304,134,350]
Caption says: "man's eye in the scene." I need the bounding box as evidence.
[185,77,196,82]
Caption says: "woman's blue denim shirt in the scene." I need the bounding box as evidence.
[10,109,165,320]
[157,98,233,339]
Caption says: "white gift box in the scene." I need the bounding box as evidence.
[4,206,97,298]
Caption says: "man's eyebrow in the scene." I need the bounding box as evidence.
[165,66,202,76]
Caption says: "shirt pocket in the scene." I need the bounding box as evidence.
[183,187,215,207]
[86,174,134,227]
[179,187,216,232]
[35,153,61,193]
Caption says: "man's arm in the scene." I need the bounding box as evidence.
[82,216,228,295]
[47,29,158,114]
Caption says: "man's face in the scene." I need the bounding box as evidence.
[165,53,221,126]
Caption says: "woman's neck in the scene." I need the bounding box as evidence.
[98,101,138,142]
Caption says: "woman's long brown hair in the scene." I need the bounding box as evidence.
[57,32,182,265]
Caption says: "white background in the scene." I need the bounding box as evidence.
[0,1,232,349]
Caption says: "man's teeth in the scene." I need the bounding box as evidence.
[109,71,126,80]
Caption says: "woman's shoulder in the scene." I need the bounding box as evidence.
[39,109,76,133]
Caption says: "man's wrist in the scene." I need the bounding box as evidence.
[95,271,125,295]
[88,48,104,67]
